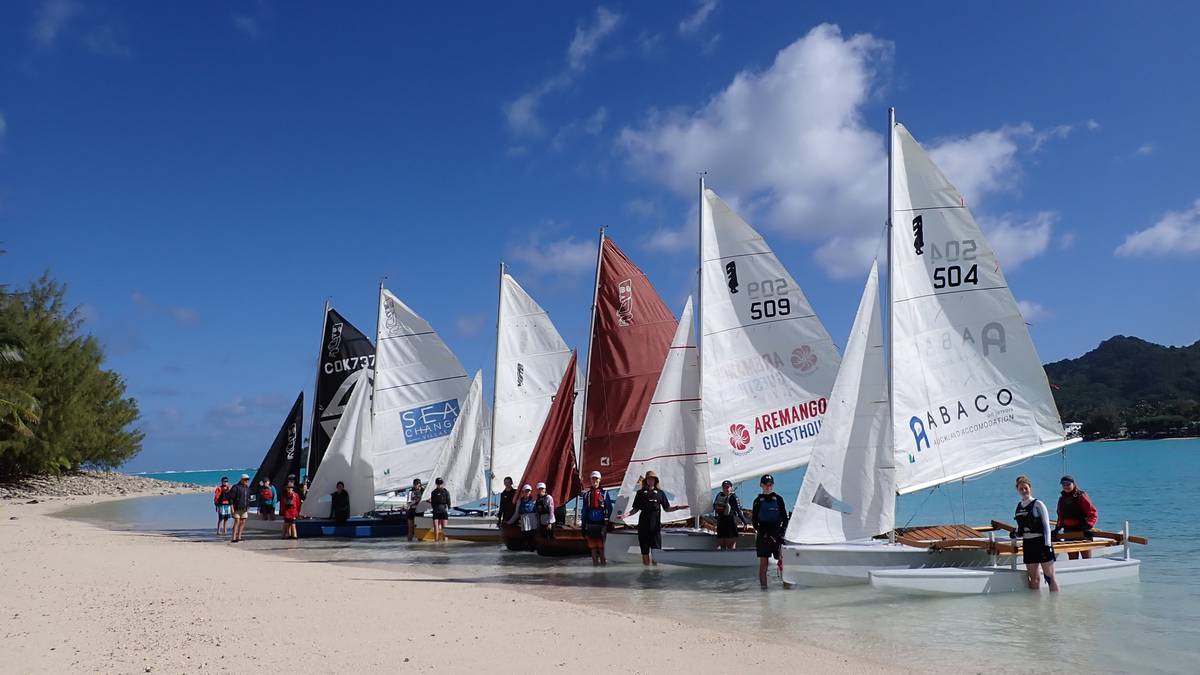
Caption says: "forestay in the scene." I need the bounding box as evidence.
[301,369,376,518]
[371,288,471,494]
[890,123,1072,495]
[786,262,893,544]
[490,272,578,493]
[425,370,490,506]
[614,297,710,526]
[700,188,841,485]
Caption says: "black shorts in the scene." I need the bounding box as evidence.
[638,528,661,555]
[432,507,449,521]
[1023,537,1056,564]
[716,517,739,539]
[584,523,606,542]
[756,529,781,559]
[259,505,275,515]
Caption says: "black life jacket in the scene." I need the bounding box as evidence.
[217,486,231,505]
[431,488,449,507]
[1015,498,1046,535]
[536,495,551,515]
[713,492,733,516]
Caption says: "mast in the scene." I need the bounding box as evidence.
[579,227,605,469]
[372,278,384,497]
[304,299,331,481]
[695,173,705,529]
[487,261,505,515]
[886,107,895,482]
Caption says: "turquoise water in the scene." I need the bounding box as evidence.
[87,440,1197,673]
[136,469,256,486]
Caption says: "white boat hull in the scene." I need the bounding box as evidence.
[869,556,1140,595]
[413,515,501,543]
[605,528,757,566]
[781,540,998,587]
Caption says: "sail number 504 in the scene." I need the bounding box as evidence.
[933,264,978,289]
[748,277,791,320]
[930,239,979,290]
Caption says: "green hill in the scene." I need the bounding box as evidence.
[1044,336,1200,439]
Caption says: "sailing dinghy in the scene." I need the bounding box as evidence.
[781,110,1145,588]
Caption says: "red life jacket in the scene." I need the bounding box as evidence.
[259,487,274,502]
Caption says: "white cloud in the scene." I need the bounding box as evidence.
[455,314,486,338]
[1135,142,1155,156]
[625,198,657,219]
[1116,199,1200,257]
[927,125,1027,205]
[979,211,1055,270]
[679,0,718,35]
[1016,300,1049,322]
[169,307,200,324]
[505,7,622,138]
[813,236,886,280]
[642,224,693,254]
[702,33,722,55]
[583,107,607,135]
[1086,119,1101,131]
[508,234,597,276]
[233,14,261,39]
[1058,231,1076,249]
[31,0,79,48]
[132,291,200,325]
[1030,123,1074,152]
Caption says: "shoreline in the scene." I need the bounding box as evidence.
[0,492,907,674]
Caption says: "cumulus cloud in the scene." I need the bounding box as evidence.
[508,233,597,277]
[31,0,79,48]
[1086,119,1101,131]
[927,125,1027,205]
[679,0,718,35]
[1116,199,1200,257]
[1135,142,1155,156]
[978,211,1056,271]
[504,7,623,137]
[1016,300,1049,322]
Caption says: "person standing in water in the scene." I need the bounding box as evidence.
[429,477,451,543]
[713,480,747,550]
[279,480,301,539]
[534,482,556,540]
[752,474,788,588]
[330,481,351,524]
[257,479,277,521]
[579,470,613,566]
[405,478,424,542]
[1014,475,1058,592]
[625,471,688,566]
[1056,475,1098,560]
[496,476,517,529]
[213,476,232,535]
[507,484,539,551]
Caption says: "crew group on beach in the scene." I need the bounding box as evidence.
[211,470,1100,591]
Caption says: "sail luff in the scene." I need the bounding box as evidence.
[579,227,605,469]
[304,300,330,479]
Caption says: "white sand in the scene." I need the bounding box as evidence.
[0,494,907,674]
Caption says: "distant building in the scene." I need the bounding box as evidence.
[1065,422,1083,438]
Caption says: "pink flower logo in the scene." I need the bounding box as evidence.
[729,424,751,454]
[790,346,818,373]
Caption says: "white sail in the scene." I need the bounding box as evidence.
[614,297,709,525]
[786,262,893,544]
[424,370,490,506]
[489,272,580,492]
[371,288,471,494]
[301,369,376,518]
[890,123,1072,495]
[700,188,841,485]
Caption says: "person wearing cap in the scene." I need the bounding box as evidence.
[405,478,425,542]
[329,481,351,524]
[213,476,233,535]
[713,480,748,550]
[1056,475,1098,559]
[533,482,556,540]
[507,484,539,551]
[429,477,452,542]
[579,470,613,566]
[257,478,277,521]
[496,476,517,529]
[625,471,688,566]
[752,474,789,588]
[279,480,301,539]
[228,474,253,543]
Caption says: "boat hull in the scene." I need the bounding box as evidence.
[293,517,409,538]
[412,515,501,543]
[604,528,758,566]
[535,527,591,557]
[869,556,1140,595]
[781,540,997,587]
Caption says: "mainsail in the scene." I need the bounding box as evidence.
[581,237,677,485]
[614,297,710,526]
[518,351,582,508]
[786,262,893,544]
[700,188,841,485]
[308,306,375,479]
[371,287,471,494]
[890,122,1072,495]
[490,269,578,492]
[426,370,490,506]
[301,369,375,518]
[249,392,305,500]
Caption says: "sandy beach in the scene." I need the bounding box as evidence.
[0,490,904,675]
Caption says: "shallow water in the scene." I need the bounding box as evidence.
[69,440,1199,674]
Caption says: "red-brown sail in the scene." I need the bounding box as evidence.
[582,238,678,485]
[517,351,582,508]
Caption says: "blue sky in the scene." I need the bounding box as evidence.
[2,1,1197,471]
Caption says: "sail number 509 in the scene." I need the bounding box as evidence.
[933,264,979,289]
[748,277,792,320]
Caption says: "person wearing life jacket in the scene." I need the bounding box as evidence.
[713,480,747,550]
[257,479,278,521]
[429,477,452,543]
[1056,474,1099,560]
[579,470,613,566]
[752,474,789,588]
[496,476,517,529]
[330,481,351,524]
[623,471,688,566]
[279,480,302,539]
[533,482,556,540]
[405,478,425,542]
[213,476,233,535]
[1013,475,1058,592]
[506,484,539,551]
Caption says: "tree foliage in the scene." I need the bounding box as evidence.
[0,275,143,475]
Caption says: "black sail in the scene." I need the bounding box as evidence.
[250,392,305,501]
[307,307,375,478]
